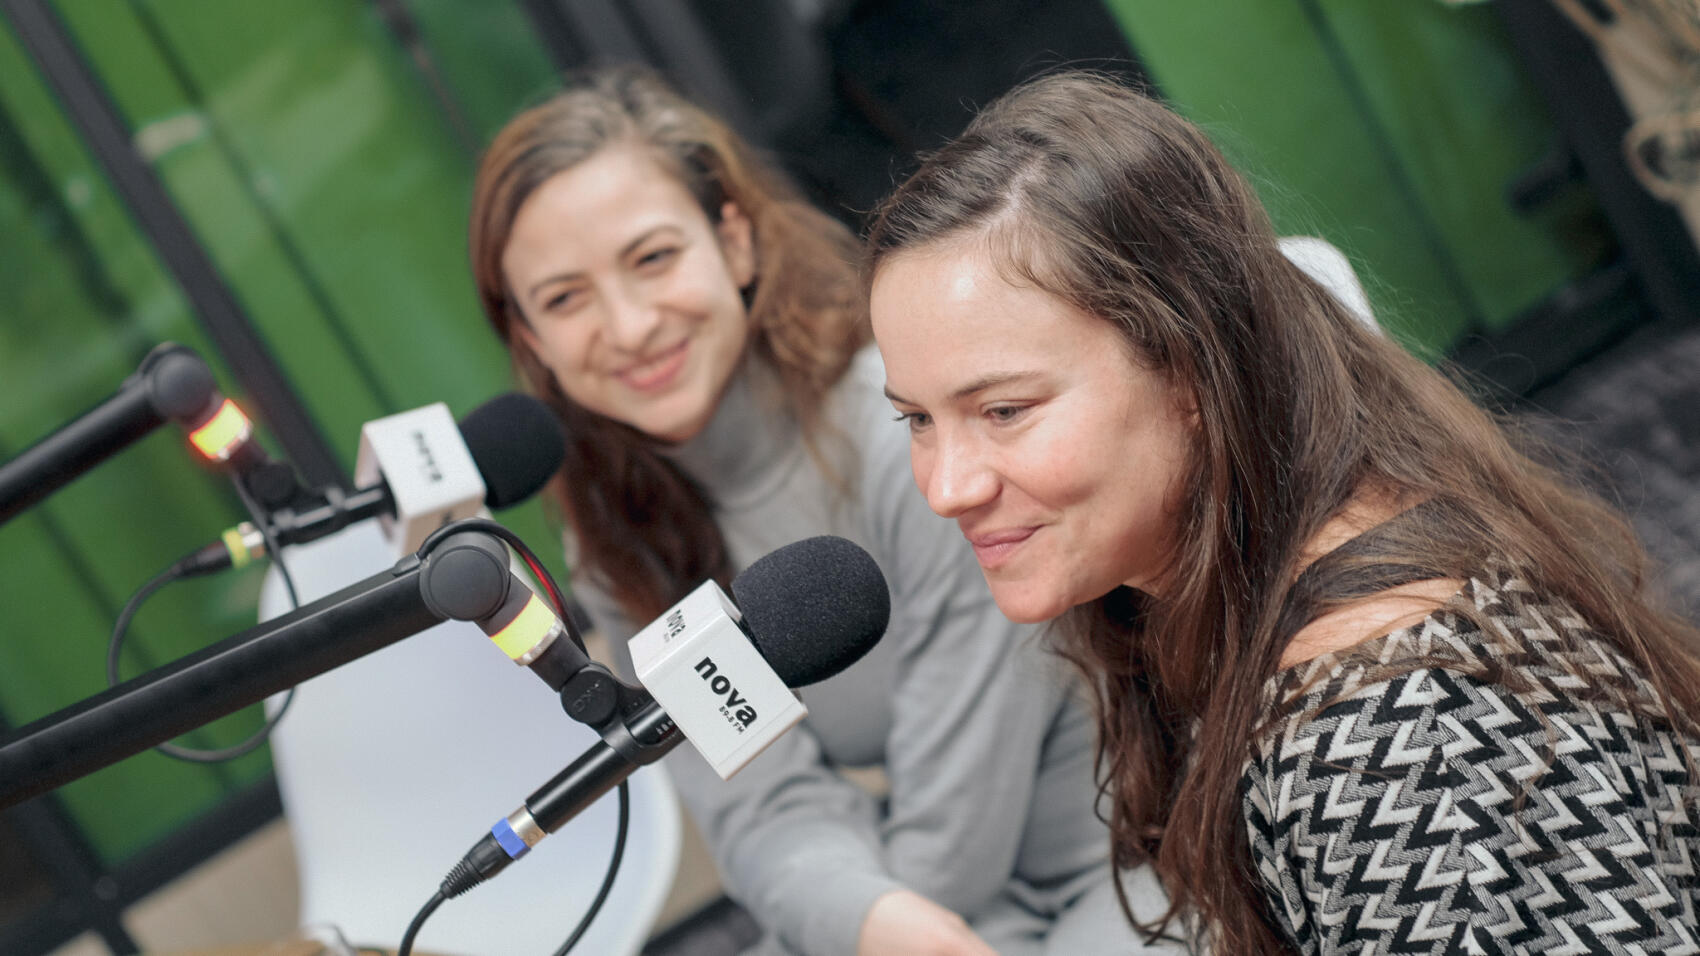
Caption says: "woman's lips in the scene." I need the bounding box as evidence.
[965,526,1037,569]
[617,340,690,391]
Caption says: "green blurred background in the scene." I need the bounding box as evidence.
[0,0,561,873]
[0,0,1648,950]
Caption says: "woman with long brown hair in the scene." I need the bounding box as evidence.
[867,70,1700,953]
[469,67,1169,955]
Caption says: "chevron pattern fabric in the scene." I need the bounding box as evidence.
[1244,571,1700,953]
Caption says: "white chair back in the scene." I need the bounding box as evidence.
[259,519,680,956]
[1280,235,1379,330]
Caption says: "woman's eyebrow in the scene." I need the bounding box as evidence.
[948,371,1042,400]
[526,269,582,299]
[524,226,679,298]
[619,224,678,258]
[884,371,1043,407]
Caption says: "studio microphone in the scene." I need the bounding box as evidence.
[353,393,566,556]
[175,393,566,576]
[437,535,889,897]
[0,343,276,527]
[0,522,573,808]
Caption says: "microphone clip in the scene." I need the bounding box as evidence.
[414,521,677,766]
[558,666,676,767]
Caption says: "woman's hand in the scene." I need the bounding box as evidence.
[856,889,1001,956]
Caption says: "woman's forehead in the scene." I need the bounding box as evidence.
[873,250,1138,399]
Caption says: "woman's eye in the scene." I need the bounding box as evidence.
[892,410,932,432]
[541,288,580,312]
[636,247,677,268]
[985,405,1029,425]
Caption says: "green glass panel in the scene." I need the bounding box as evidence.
[56,0,571,579]
[375,0,566,583]
[58,0,394,449]
[1103,0,1604,354]
[5,0,575,871]
[402,0,560,145]
[0,17,274,865]
[1314,1,1607,330]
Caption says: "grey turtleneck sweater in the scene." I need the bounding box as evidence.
[578,347,1169,956]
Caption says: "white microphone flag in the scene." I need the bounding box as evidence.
[354,403,486,556]
[628,581,808,779]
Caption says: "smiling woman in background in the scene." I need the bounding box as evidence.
[867,70,1700,954]
[467,67,1174,956]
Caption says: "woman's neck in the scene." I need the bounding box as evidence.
[1277,488,1463,670]
[656,355,801,497]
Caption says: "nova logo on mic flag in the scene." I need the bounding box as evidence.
[693,657,757,727]
[355,403,486,555]
[629,581,807,778]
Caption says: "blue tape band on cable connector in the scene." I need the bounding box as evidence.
[491,819,530,859]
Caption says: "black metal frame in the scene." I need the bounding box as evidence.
[519,0,644,69]
[0,774,281,956]
[514,0,799,145]
[0,783,137,955]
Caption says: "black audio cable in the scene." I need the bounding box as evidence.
[397,519,629,956]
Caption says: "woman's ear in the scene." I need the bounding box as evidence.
[716,201,757,291]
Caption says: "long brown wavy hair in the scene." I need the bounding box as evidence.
[471,66,869,622]
[866,70,1700,952]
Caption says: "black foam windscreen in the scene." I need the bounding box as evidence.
[730,536,890,687]
[456,393,566,509]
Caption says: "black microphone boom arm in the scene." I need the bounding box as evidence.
[0,528,580,809]
[0,343,221,526]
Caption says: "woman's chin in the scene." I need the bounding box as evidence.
[645,409,713,444]
[987,583,1074,625]
[620,388,716,444]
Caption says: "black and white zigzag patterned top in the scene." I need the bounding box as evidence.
[1244,570,1700,954]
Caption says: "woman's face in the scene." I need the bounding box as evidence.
[871,242,1195,623]
[502,145,755,442]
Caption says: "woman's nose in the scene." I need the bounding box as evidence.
[923,436,998,519]
[601,289,663,351]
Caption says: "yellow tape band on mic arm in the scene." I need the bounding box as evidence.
[221,526,253,569]
[188,399,253,461]
[489,591,557,661]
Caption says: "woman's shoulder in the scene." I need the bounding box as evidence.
[1277,576,1465,670]
[1245,574,1700,952]
[1255,569,1668,766]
